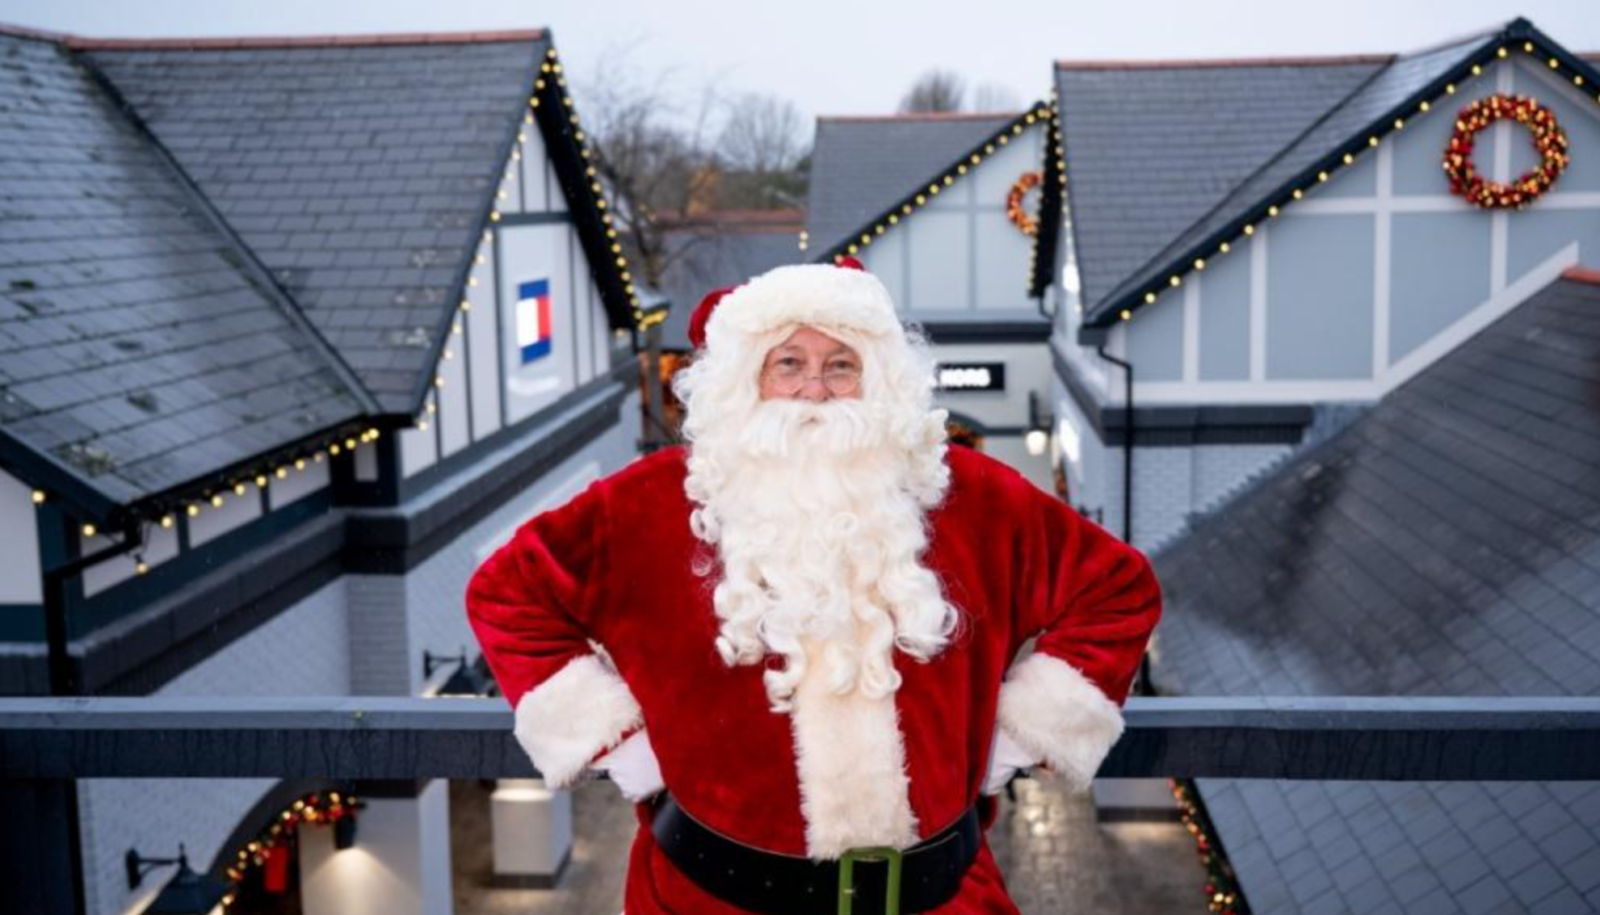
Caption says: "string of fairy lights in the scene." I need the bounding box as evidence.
[29,41,651,549]
[1097,34,1598,329]
[28,425,382,574]
[1027,93,1067,297]
[430,41,660,434]
[522,46,661,332]
[220,789,363,908]
[812,106,1055,264]
[1171,779,1250,915]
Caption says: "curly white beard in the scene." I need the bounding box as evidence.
[685,397,960,713]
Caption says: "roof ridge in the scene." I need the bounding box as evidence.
[818,111,1020,123]
[66,28,545,51]
[1562,267,1600,287]
[72,48,382,416]
[1055,54,1394,71]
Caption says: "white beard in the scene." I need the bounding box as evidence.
[686,398,958,714]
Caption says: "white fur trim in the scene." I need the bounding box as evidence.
[788,640,919,858]
[997,652,1124,794]
[513,654,643,788]
[706,263,901,349]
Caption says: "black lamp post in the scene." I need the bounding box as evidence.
[126,844,231,914]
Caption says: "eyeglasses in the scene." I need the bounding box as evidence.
[762,359,862,396]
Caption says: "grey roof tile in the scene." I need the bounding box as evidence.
[88,36,547,412]
[805,113,1017,254]
[1150,269,1600,912]
[1055,58,1383,311]
[0,32,365,507]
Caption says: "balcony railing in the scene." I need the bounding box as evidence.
[5,695,1599,780]
[3,695,1599,915]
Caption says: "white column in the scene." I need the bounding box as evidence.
[490,779,573,886]
[300,781,453,915]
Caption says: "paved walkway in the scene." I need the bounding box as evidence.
[452,778,1209,914]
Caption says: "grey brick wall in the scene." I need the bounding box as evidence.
[1099,441,1293,556]
[349,573,416,696]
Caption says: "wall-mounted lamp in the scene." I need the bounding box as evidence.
[126,844,231,914]
[423,648,491,696]
[1025,392,1052,457]
[334,810,358,851]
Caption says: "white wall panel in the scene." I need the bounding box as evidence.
[0,470,41,603]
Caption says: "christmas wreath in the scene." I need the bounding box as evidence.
[1007,171,1042,236]
[1443,93,1569,209]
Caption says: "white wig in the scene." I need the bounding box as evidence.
[671,262,960,711]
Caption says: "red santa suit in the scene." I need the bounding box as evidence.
[466,441,1162,914]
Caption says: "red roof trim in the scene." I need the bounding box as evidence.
[1561,267,1600,287]
[1055,54,1394,71]
[0,22,76,42]
[62,28,544,51]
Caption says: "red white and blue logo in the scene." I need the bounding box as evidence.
[515,278,553,364]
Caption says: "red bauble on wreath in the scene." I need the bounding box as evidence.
[1442,93,1569,209]
[1007,171,1042,236]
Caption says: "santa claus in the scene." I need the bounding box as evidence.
[466,259,1162,915]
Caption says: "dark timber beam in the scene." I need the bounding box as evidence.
[3,696,1599,781]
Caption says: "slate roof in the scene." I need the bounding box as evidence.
[1052,18,1600,330]
[1053,56,1385,312]
[0,31,366,511]
[0,24,636,523]
[655,210,804,351]
[805,112,1017,256]
[1150,269,1600,914]
[85,33,547,413]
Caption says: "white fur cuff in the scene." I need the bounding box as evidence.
[996,653,1125,794]
[513,654,643,788]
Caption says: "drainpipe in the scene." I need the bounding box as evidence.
[1094,342,1157,697]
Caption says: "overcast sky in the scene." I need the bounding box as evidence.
[5,0,1596,125]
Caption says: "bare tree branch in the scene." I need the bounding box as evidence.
[899,70,965,113]
[576,46,811,285]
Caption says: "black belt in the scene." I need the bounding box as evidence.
[650,791,980,915]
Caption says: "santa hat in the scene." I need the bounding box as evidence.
[687,256,901,350]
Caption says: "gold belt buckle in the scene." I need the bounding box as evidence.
[837,845,902,915]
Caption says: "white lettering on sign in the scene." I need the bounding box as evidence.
[938,367,992,390]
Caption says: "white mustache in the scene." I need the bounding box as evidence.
[735,399,884,459]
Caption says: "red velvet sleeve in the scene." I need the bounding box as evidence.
[466,482,605,707]
[465,479,644,786]
[1015,480,1163,707]
[996,471,1163,791]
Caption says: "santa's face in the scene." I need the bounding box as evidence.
[758,327,864,402]
[675,324,957,712]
